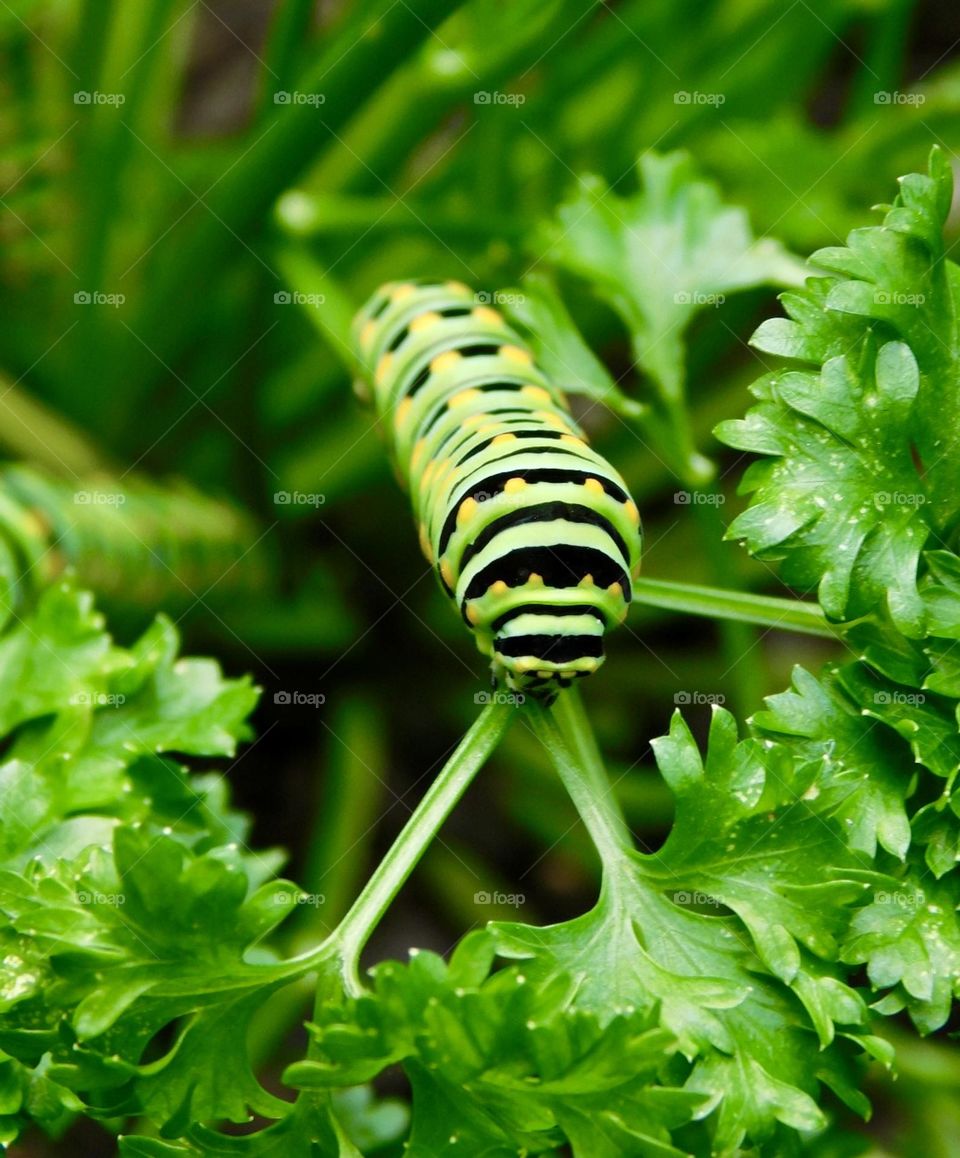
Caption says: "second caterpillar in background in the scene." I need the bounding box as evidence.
[352,280,642,701]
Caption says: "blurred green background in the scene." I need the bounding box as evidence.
[3,1,960,1153]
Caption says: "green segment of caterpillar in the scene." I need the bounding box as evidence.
[352,279,641,699]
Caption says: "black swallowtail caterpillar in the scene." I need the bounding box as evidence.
[0,465,266,627]
[352,280,642,700]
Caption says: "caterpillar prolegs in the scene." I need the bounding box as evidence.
[352,280,641,700]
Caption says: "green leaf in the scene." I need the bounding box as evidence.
[718,148,960,633]
[842,867,960,1034]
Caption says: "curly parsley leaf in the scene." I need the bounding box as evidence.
[717,148,960,634]
[539,150,805,484]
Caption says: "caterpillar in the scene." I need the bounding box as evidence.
[352,280,641,700]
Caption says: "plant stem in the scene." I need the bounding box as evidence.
[330,702,514,990]
[526,692,634,874]
[632,576,837,638]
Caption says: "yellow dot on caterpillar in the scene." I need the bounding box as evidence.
[618,605,629,622]
[418,524,433,563]
[491,432,516,445]
[375,353,393,386]
[513,658,536,673]
[500,344,533,365]
[561,434,586,447]
[580,658,600,671]
[607,582,623,599]
[411,440,427,470]
[464,413,485,426]
[472,306,502,325]
[360,320,377,351]
[624,500,640,525]
[539,411,568,428]
[584,478,604,496]
[457,497,479,527]
[433,460,453,486]
[440,559,455,588]
[410,310,441,333]
[504,477,526,494]
[391,283,416,302]
[478,423,500,437]
[445,280,471,295]
[526,573,544,587]
[521,385,552,405]
[420,460,437,490]
[448,388,482,409]
[578,574,594,589]
[489,579,509,596]
[465,603,481,625]
[393,397,411,429]
[537,669,552,680]
[430,350,462,374]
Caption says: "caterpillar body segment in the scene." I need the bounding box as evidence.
[352,280,641,699]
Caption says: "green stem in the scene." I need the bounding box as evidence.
[632,576,837,638]
[329,702,514,990]
[526,692,634,874]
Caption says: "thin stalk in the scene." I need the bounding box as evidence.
[525,693,634,874]
[0,374,113,476]
[329,702,514,989]
[632,576,837,639]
